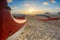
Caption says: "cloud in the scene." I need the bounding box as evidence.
[24,3,31,7]
[7,0,12,3]
[11,6,20,10]
[56,7,59,9]
[43,2,49,5]
[49,0,56,3]
[55,7,60,10]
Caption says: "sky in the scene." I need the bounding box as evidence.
[7,0,60,14]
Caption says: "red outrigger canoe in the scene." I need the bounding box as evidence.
[37,17,59,21]
[0,0,26,40]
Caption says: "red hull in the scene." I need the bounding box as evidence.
[38,17,59,21]
[0,0,26,40]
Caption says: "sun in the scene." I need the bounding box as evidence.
[29,9,34,13]
[27,8,35,13]
[25,7,37,14]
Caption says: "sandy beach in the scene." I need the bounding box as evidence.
[17,15,60,40]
